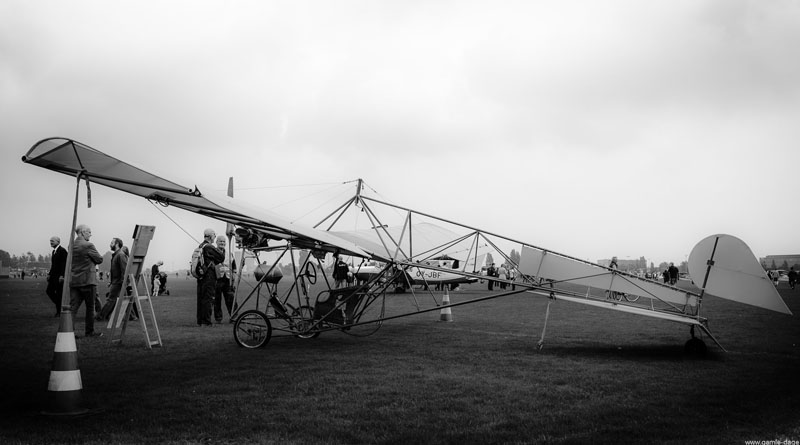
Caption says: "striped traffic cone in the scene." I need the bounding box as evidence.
[439,287,453,322]
[42,310,88,417]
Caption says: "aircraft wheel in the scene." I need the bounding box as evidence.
[292,305,320,339]
[234,310,272,348]
[624,294,640,302]
[684,337,707,357]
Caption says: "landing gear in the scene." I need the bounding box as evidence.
[291,305,320,339]
[684,337,707,356]
[684,326,707,357]
[234,310,272,348]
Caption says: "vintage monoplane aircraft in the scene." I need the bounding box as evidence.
[22,138,793,354]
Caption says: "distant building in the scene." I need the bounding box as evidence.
[760,255,800,270]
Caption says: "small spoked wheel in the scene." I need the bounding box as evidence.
[234,310,272,348]
[291,305,320,339]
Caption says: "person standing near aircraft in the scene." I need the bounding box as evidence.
[498,264,508,290]
[788,267,797,290]
[69,224,104,337]
[607,256,620,301]
[487,263,496,290]
[213,235,236,323]
[196,229,224,326]
[46,236,68,317]
[668,262,679,285]
[151,260,163,295]
[99,237,128,321]
[333,256,349,289]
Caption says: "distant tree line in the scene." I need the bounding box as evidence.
[0,249,51,269]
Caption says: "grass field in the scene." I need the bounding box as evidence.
[0,275,798,444]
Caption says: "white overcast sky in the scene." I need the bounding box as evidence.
[1,0,798,271]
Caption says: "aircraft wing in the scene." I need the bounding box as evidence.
[21,137,370,258]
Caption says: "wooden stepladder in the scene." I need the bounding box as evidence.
[107,225,162,349]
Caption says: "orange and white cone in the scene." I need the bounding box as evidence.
[42,310,88,416]
[439,287,453,322]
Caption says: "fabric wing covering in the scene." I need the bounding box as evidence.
[21,137,369,258]
[688,234,792,315]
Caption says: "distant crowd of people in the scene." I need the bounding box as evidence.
[484,263,518,291]
[768,268,797,290]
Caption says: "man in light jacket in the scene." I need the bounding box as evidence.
[70,224,104,337]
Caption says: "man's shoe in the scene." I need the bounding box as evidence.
[86,332,104,338]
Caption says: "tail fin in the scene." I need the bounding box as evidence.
[688,234,792,315]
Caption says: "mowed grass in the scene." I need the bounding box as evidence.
[0,276,798,444]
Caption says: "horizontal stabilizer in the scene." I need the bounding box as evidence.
[688,234,792,315]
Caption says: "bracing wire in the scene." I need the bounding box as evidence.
[213,181,341,192]
[291,185,356,224]
[271,184,345,210]
[360,180,409,225]
[148,200,200,244]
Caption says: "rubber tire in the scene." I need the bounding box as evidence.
[233,310,272,348]
[292,305,320,339]
[684,337,707,357]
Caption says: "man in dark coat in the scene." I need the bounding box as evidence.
[668,263,679,285]
[196,228,224,326]
[487,263,496,291]
[213,235,237,323]
[46,236,68,316]
[333,257,349,289]
[98,237,128,321]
